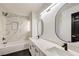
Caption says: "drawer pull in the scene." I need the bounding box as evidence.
[35,49,38,53]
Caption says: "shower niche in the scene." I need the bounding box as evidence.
[72,12,79,42]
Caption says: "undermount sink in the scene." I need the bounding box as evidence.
[46,47,73,56]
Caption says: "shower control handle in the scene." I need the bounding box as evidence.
[2,37,6,41]
[2,37,7,44]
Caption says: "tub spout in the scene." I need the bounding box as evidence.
[3,42,7,44]
[2,37,6,41]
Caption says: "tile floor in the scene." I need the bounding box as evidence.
[2,49,31,56]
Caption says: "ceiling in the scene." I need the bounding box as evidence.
[0,3,51,16]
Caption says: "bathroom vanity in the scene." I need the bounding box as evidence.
[29,37,79,56]
[29,38,46,56]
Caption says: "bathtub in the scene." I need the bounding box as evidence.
[0,39,29,55]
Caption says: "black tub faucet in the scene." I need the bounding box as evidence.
[2,37,7,44]
[2,37,6,41]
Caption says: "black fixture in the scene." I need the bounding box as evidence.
[37,35,40,39]
[62,43,68,51]
[2,12,8,16]
[2,37,7,44]
[2,37,6,41]
[72,12,79,42]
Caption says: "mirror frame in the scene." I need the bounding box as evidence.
[55,4,72,43]
[37,19,44,38]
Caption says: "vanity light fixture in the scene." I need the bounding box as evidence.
[40,3,57,16]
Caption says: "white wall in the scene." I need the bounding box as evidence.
[32,12,38,38]
[40,4,65,46]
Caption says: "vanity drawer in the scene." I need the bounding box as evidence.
[39,50,46,56]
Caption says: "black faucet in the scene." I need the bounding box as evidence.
[62,43,68,51]
[36,35,40,39]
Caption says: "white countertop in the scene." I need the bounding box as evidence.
[29,37,79,56]
[68,42,79,55]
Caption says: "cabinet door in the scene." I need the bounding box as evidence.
[34,47,40,56]
[31,45,36,56]
[39,50,46,56]
[29,41,36,56]
[29,41,40,56]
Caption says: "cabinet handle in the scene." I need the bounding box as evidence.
[32,44,35,47]
[35,48,38,53]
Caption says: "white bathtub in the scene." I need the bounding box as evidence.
[0,39,29,55]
